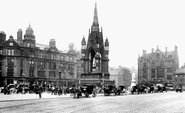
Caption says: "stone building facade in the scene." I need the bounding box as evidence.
[80,3,114,85]
[138,46,179,85]
[0,25,79,87]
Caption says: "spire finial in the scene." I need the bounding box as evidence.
[91,2,99,31]
[29,22,31,27]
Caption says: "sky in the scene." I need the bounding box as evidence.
[1,0,185,69]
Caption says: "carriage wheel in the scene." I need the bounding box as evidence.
[85,92,89,97]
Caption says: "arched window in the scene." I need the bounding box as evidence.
[156,53,160,59]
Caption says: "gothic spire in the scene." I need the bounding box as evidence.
[91,3,99,32]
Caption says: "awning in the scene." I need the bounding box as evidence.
[175,68,185,75]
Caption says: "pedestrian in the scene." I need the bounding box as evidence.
[38,85,43,98]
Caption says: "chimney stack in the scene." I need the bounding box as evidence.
[17,29,23,46]
[151,48,154,53]
[0,31,6,45]
[174,46,178,52]
[49,39,56,47]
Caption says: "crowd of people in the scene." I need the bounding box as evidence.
[0,82,171,99]
[0,82,79,97]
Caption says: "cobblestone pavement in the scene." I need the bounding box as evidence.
[0,91,185,113]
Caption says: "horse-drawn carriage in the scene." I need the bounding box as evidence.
[103,85,117,96]
[116,85,127,95]
[73,84,96,98]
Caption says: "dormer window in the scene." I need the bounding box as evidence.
[9,42,13,46]
[27,43,30,47]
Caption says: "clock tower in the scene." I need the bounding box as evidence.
[80,3,114,85]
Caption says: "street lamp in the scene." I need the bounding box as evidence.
[102,73,105,86]
[22,73,25,94]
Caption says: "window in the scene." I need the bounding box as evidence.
[151,61,155,67]
[168,55,172,60]
[29,60,34,67]
[20,59,23,67]
[8,49,14,55]
[160,61,164,66]
[157,68,164,78]
[51,54,53,59]
[7,68,14,77]
[143,62,147,67]
[0,50,2,54]
[38,71,45,78]
[65,56,69,61]
[60,55,64,60]
[49,62,56,69]
[60,63,65,71]
[9,42,13,46]
[29,69,34,77]
[49,71,56,78]
[21,50,23,56]
[27,43,30,47]
[29,51,35,57]
[156,53,160,59]
[38,61,46,69]
[167,75,172,80]
[167,68,173,73]
[7,58,14,66]
[143,69,147,73]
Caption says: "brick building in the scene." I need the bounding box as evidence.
[0,25,80,87]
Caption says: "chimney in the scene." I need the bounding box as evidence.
[49,39,56,47]
[151,48,154,53]
[69,43,74,50]
[143,50,146,55]
[165,47,167,52]
[0,31,6,45]
[174,46,178,52]
[17,29,23,46]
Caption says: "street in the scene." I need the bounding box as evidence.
[0,91,185,113]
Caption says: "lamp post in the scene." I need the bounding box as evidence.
[102,73,105,86]
[22,73,25,94]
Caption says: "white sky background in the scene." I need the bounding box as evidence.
[1,0,185,69]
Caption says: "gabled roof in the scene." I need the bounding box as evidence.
[3,36,20,47]
[139,48,176,62]
[67,49,76,55]
[47,46,59,52]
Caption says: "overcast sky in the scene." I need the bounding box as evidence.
[1,0,185,69]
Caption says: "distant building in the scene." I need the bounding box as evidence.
[0,25,80,87]
[109,66,131,87]
[138,46,179,85]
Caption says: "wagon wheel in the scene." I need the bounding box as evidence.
[85,92,89,97]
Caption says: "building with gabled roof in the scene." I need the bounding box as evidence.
[138,46,179,85]
[0,24,80,87]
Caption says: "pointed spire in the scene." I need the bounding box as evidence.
[93,3,99,25]
[91,2,99,31]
